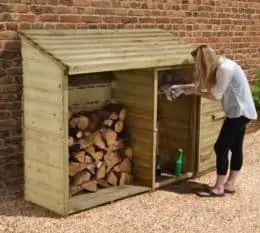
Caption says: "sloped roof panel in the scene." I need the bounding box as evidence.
[19,29,195,75]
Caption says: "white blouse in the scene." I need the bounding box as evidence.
[211,57,257,120]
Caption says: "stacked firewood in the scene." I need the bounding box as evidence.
[68,103,134,196]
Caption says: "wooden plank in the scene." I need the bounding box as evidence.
[69,185,150,214]
[69,84,111,112]
[155,172,193,189]
[63,77,69,215]
[25,186,65,215]
[113,69,156,188]
[24,137,63,169]
[25,159,64,189]
[21,37,66,215]
[197,98,224,173]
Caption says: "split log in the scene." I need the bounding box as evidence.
[69,162,88,176]
[86,163,96,175]
[114,158,131,173]
[100,128,117,147]
[76,130,83,139]
[107,172,117,186]
[82,180,97,192]
[96,161,103,168]
[88,112,100,132]
[77,115,89,131]
[96,163,106,179]
[74,150,85,163]
[85,146,104,161]
[94,150,104,161]
[92,131,106,150]
[70,117,79,128]
[114,120,124,133]
[85,145,96,158]
[125,147,133,160]
[70,185,84,196]
[119,173,133,185]
[85,155,93,164]
[103,103,127,121]
[104,151,121,172]
[73,170,91,186]
[103,119,114,127]
[68,137,74,147]
[78,137,92,149]
[68,104,134,195]
[109,112,118,120]
[97,179,109,188]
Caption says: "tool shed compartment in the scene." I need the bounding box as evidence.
[19,29,223,216]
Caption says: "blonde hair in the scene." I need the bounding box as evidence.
[191,45,219,90]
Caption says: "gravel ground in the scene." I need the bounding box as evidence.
[0,131,259,233]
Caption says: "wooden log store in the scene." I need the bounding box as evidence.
[18,29,225,216]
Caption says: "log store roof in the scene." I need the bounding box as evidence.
[18,29,195,75]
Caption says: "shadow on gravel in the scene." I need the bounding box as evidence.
[161,180,209,195]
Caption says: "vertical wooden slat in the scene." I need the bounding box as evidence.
[112,69,156,188]
[21,37,67,215]
[197,98,224,174]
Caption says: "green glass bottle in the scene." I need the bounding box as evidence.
[175,149,183,177]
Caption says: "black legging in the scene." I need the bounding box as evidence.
[214,116,251,175]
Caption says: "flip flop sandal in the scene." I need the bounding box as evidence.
[196,189,225,197]
[224,189,236,194]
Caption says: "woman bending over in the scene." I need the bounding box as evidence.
[185,45,257,197]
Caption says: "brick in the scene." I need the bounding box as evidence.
[15,4,28,13]
[0,119,19,131]
[55,23,76,29]
[0,76,15,85]
[2,40,20,50]
[155,17,170,24]
[0,3,9,13]
[103,16,121,24]
[5,23,18,30]
[121,17,138,24]
[60,0,73,6]
[73,0,90,6]
[0,110,11,120]
[0,101,21,110]
[0,84,21,94]
[33,0,46,4]
[17,14,35,22]
[82,15,103,23]
[60,15,82,23]
[38,14,59,22]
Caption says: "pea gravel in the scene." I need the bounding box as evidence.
[0,131,259,233]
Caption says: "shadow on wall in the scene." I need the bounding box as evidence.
[0,31,24,195]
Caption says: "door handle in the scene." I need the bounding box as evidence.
[212,112,225,121]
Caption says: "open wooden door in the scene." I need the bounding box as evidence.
[112,69,157,189]
[155,66,197,188]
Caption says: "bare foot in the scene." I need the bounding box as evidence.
[224,183,235,193]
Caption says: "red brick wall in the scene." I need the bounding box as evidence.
[0,0,260,194]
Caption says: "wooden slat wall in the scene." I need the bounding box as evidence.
[112,69,156,188]
[158,94,196,173]
[68,73,112,113]
[198,98,224,173]
[22,38,67,215]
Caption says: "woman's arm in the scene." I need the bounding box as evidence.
[184,63,234,101]
[194,89,218,101]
